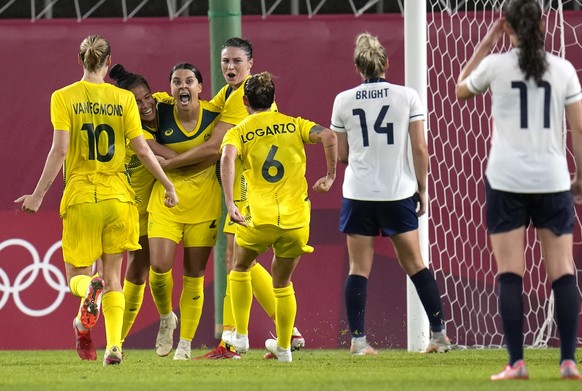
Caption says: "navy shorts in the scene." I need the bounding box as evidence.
[339,196,419,237]
[485,178,574,235]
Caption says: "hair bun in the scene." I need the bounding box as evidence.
[109,63,128,81]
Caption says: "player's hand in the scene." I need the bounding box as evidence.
[312,175,335,193]
[227,203,247,227]
[156,155,168,171]
[482,18,506,50]
[163,189,178,208]
[572,178,582,204]
[415,191,427,217]
[14,194,43,214]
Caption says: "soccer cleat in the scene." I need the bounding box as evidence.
[290,327,305,351]
[193,344,242,360]
[350,339,378,356]
[265,338,292,362]
[155,312,177,357]
[225,331,249,353]
[423,333,452,353]
[73,318,96,361]
[491,359,529,380]
[103,346,123,366]
[264,328,306,359]
[221,329,233,341]
[560,359,582,380]
[263,351,276,360]
[79,277,105,329]
[173,339,192,360]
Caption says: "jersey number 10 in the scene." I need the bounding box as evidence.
[81,123,115,162]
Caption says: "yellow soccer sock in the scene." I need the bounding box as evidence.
[70,275,92,323]
[222,275,235,333]
[69,274,91,298]
[179,275,204,341]
[229,271,252,335]
[250,263,276,320]
[121,279,146,342]
[102,291,125,350]
[274,283,296,350]
[149,268,174,315]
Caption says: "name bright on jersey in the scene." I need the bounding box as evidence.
[356,87,390,100]
[240,122,297,143]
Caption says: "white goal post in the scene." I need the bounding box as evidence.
[406,0,582,350]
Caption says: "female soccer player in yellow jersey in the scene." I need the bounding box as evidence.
[108,64,180,344]
[221,72,337,362]
[160,38,305,360]
[15,35,178,366]
[147,63,223,360]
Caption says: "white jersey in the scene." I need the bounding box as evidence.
[467,49,582,193]
[331,79,425,201]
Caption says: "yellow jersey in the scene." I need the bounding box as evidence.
[221,110,315,229]
[147,100,222,223]
[124,125,156,215]
[50,81,142,217]
[211,78,278,203]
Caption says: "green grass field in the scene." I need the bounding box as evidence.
[0,348,578,390]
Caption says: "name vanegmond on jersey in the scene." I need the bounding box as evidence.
[72,101,123,116]
[240,122,296,144]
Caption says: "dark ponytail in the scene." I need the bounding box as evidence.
[109,63,151,92]
[505,0,547,82]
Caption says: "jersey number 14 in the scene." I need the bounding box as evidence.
[352,105,394,147]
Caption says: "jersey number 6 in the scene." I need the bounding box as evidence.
[262,145,284,183]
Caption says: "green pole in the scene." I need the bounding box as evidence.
[208,0,241,339]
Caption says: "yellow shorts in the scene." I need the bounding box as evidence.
[138,213,148,237]
[148,212,218,247]
[235,224,314,258]
[62,199,140,267]
[223,200,245,235]
[223,214,236,235]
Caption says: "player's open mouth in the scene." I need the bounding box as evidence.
[227,72,236,79]
[179,92,190,103]
[142,107,153,115]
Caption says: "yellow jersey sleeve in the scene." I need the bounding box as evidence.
[153,91,174,104]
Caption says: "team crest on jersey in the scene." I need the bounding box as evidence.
[164,129,174,137]
[204,133,211,142]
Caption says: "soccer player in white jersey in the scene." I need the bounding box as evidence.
[330,32,451,356]
[456,0,582,381]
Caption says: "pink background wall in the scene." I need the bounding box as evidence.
[2,13,581,351]
[0,15,408,350]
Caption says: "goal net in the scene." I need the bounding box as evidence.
[426,0,582,348]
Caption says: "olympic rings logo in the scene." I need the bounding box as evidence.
[0,238,69,317]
